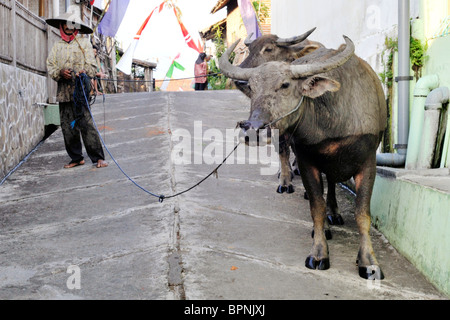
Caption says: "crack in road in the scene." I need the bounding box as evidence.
[166,93,186,300]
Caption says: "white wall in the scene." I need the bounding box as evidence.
[271,0,419,74]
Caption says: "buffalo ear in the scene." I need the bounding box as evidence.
[300,76,340,98]
[292,44,320,59]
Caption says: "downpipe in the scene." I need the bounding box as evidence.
[405,74,440,169]
[377,0,411,167]
[376,152,407,167]
[416,87,449,169]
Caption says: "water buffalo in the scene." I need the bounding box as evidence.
[219,36,386,279]
[236,28,322,196]
[236,29,343,229]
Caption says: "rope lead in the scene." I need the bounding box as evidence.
[76,74,239,203]
[76,75,304,203]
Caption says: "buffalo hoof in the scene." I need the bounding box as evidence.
[327,214,344,225]
[358,265,385,280]
[277,172,294,179]
[277,185,294,194]
[305,257,330,270]
[304,191,309,200]
[293,168,301,176]
[311,229,332,240]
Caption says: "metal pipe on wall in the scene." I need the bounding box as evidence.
[417,87,449,169]
[52,0,60,18]
[405,74,439,169]
[39,0,45,17]
[376,0,411,167]
[396,0,411,157]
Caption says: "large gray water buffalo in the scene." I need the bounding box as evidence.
[219,36,387,279]
[237,28,320,193]
[237,29,343,230]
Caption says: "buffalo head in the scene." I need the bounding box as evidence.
[220,36,355,145]
[236,28,322,97]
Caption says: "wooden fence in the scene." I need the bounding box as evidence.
[1,0,48,74]
[0,0,59,101]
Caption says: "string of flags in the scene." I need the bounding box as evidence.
[93,0,260,89]
[159,53,185,91]
[97,0,202,76]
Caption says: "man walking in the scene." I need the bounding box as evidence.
[46,7,108,169]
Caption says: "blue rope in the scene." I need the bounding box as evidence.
[77,73,241,203]
[77,73,165,202]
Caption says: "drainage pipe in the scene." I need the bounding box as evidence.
[441,107,450,168]
[405,74,439,169]
[52,0,59,18]
[416,87,449,169]
[396,0,411,157]
[376,0,411,167]
[376,152,408,167]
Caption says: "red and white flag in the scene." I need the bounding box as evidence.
[116,1,165,75]
[90,0,105,9]
[172,7,203,53]
[116,0,203,75]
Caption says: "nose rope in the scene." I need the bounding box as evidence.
[262,96,305,130]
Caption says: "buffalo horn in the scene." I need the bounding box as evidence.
[290,36,355,78]
[219,39,254,81]
[275,27,317,46]
[244,32,254,46]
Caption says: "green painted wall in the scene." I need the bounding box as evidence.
[371,174,450,297]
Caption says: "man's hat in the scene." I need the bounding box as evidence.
[46,5,93,34]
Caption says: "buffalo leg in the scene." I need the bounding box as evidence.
[326,181,344,225]
[353,156,384,280]
[276,135,294,194]
[292,157,301,176]
[300,164,330,270]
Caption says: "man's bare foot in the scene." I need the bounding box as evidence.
[96,160,108,168]
[64,159,85,169]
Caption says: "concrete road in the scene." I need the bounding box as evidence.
[0,91,446,300]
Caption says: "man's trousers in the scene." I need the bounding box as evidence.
[59,101,105,164]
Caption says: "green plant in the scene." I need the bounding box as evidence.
[208,24,235,90]
[252,1,270,24]
[377,34,428,153]
[115,40,121,63]
[379,36,397,153]
[410,37,428,80]
[379,37,397,88]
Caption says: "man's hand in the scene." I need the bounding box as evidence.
[60,69,72,80]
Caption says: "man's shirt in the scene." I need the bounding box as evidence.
[47,36,97,102]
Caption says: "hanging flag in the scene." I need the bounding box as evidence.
[172,7,203,53]
[165,60,185,78]
[237,0,262,42]
[98,0,130,37]
[160,54,185,91]
[90,0,105,9]
[116,1,166,75]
